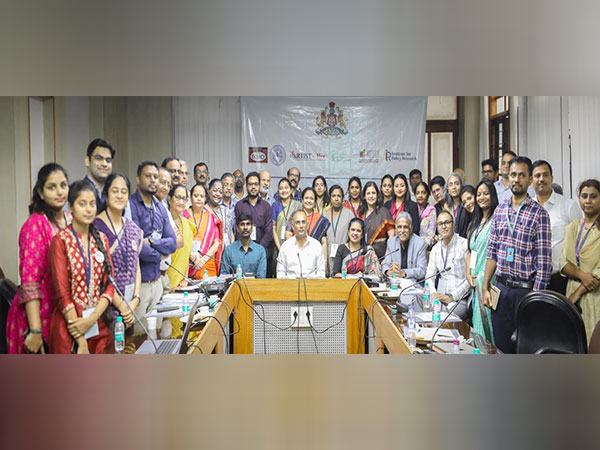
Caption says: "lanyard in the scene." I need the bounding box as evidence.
[506,199,526,237]
[348,200,358,217]
[329,208,343,239]
[71,225,92,299]
[440,240,451,269]
[146,198,158,231]
[575,219,599,267]
[107,213,128,267]
[347,246,361,273]
[472,218,489,244]
[193,209,205,236]
[452,204,459,221]
[281,201,292,224]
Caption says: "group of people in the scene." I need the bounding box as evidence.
[5,138,600,354]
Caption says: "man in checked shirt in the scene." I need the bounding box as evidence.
[482,156,552,353]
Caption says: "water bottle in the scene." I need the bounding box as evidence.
[114,316,125,353]
[422,281,431,312]
[235,264,243,280]
[451,339,460,354]
[432,299,441,328]
[406,305,417,349]
[182,291,190,314]
[473,348,481,354]
[342,263,347,279]
[202,269,209,285]
[391,274,399,292]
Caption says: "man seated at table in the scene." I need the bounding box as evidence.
[382,212,428,282]
[277,210,325,279]
[425,210,472,320]
[220,213,267,278]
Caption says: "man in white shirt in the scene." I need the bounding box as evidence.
[532,160,582,294]
[425,210,471,320]
[277,210,326,279]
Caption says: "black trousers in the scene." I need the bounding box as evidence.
[547,272,568,296]
[491,281,531,354]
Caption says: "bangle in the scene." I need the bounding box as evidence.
[29,328,43,334]
[132,295,140,301]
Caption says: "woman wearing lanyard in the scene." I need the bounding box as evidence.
[166,184,195,289]
[561,179,600,340]
[325,184,354,276]
[331,218,382,278]
[414,181,437,250]
[444,172,471,238]
[94,173,142,330]
[384,173,421,235]
[48,180,115,354]
[358,182,395,260]
[272,178,302,267]
[183,183,221,278]
[289,187,330,262]
[466,179,499,344]
[343,176,362,217]
[380,174,394,205]
[6,163,71,354]
[312,175,330,213]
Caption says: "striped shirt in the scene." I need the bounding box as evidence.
[487,195,552,290]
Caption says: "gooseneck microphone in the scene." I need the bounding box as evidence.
[429,293,463,351]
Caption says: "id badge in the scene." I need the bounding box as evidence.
[82,307,99,340]
[437,278,448,295]
[123,283,135,304]
[280,226,286,240]
[470,250,478,271]
[251,226,257,241]
[330,244,339,258]
[151,230,161,241]
[191,240,201,254]
[507,247,515,263]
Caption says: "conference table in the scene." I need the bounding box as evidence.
[115,278,498,355]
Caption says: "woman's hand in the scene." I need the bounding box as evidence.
[482,288,491,308]
[194,255,208,270]
[119,305,135,327]
[67,317,93,339]
[24,332,45,354]
[175,228,183,249]
[466,272,475,288]
[434,293,452,304]
[580,272,600,291]
[76,341,90,354]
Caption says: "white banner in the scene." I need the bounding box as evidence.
[241,97,427,188]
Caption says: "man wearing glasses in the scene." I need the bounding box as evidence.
[84,138,115,212]
[234,171,273,253]
[425,210,471,320]
[481,158,499,183]
[161,157,182,185]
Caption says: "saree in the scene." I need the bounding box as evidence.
[418,204,437,249]
[363,207,395,260]
[469,220,495,344]
[306,211,330,242]
[338,245,382,278]
[342,200,361,217]
[167,215,195,288]
[183,208,223,277]
[273,199,302,244]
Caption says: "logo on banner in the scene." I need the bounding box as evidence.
[248,147,268,163]
[359,149,379,163]
[270,145,286,166]
[385,150,416,162]
[290,151,326,161]
[315,102,349,138]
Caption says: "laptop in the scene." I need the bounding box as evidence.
[135,296,202,354]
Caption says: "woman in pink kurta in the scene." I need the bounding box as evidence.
[6,163,70,354]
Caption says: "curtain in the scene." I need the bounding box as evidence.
[567,96,600,196]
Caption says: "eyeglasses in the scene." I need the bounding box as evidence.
[196,170,208,175]
[247,182,259,187]
[173,195,187,202]
[437,220,453,228]
[482,169,495,175]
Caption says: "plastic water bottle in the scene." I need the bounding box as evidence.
[451,339,460,354]
[235,264,243,280]
[422,282,431,312]
[182,291,190,314]
[114,316,125,353]
[391,274,399,292]
[432,299,441,328]
[202,269,209,285]
[406,305,417,349]
[342,263,347,279]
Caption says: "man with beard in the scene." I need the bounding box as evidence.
[233,169,246,202]
[532,160,581,294]
[481,158,499,183]
[234,172,273,253]
[220,213,267,278]
[84,138,115,211]
[193,162,209,188]
[129,161,177,334]
[495,150,535,204]
[382,212,427,282]
[161,157,181,185]
[483,156,552,353]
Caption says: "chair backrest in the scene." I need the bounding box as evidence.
[0,278,18,354]
[588,319,600,354]
[513,290,587,354]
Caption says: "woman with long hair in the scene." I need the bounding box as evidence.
[384,173,421,235]
[465,179,499,343]
[312,175,329,213]
[183,183,222,277]
[357,181,395,260]
[165,184,195,289]
[343,176,362,217]
[414,181,437,249]
[380,174,394,205]
[331,218,382,278]
[460,185,476,214]
[6,163,71,353]
[444,172,471,237]
[93,173,142,330]
[561,179,600,341]
[48,180,115,354]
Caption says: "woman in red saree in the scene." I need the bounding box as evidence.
[183,183,222,278]
[48,180,115,354]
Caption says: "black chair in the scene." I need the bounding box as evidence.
[0,278,18,354]
[587,319,600,354]
[511,290,587,354]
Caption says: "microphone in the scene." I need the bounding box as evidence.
[429,292,464,351]
[164,262,212,305]
[108,275,158,353]
[296,252,303,279]
[381,267,452,313]
[377,247,400,265]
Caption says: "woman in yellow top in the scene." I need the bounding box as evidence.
[561,179,600,340]
[166,184,195,290]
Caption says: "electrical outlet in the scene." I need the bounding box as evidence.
[290,306,313,328]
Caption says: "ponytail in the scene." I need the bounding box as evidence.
[89,222,112,293]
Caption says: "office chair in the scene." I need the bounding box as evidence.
[587,319,600,354]
[0,278,18,354]
[511,290,587,354]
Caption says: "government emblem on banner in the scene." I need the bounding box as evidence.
[315,102,348,138]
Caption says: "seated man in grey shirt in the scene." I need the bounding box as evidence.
[382,212,428,282]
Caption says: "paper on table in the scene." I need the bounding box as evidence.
[414,327,461,342]
[414,312,462,323]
